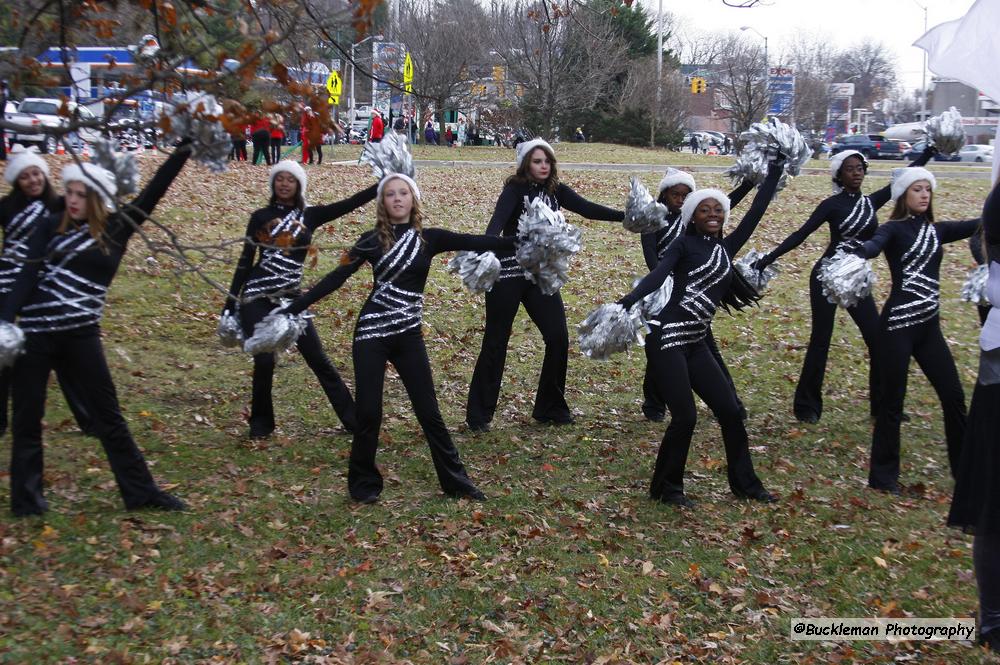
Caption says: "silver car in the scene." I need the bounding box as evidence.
[958,144,993,163]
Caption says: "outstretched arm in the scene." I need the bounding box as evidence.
[557,184,625,222]
[423,228,517,256]
[727,179,755,209]
[855,222,895,259]
[618,241,683,309]
[759,200,830,267]
[304,183,378,230]
[723,160,784,256]
[937,217,982,245]
[284,237,375,315]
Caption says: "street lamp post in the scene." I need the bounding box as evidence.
[651,0,663,147]
[913,0,928,120]
[740,26,768,120]
[350,34,383,130]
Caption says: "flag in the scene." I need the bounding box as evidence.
[913,0,1000,183]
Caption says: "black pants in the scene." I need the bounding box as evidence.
[795,267,882,419]
[647,339,766,499]
[251,130,271,165]
[349,330,477,500]
[466,276,571,427]
[240,298,356,436]
[869,316,966,490]
[309,144,323,164]
[270,137,282,164]
[10,328,161,513]
[642,326,742,419]
[229,137,247,161]
[979,305,992,327]
[977,532,1000,637]
[1,365,91,437]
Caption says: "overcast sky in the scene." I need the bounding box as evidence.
[650,0,978,92]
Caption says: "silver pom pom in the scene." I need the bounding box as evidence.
[633,275,673,319]
[93,138,140,196]
[165,94,230,173]
[360,130,414,180]
[961,264,989,305]
[623,177,668,234]
[578,303,648,360]
[925,107,966,156]
[447,251,501,293]
[817,249,877,309]
[243,308,310,355]
[515,197,583,296]
[734,249,780,292]
[729,118,812,194]
[0,321,26,369]
[217,310,244,348]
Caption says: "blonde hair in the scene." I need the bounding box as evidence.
[59,188,109,249]
[375,182,424,251]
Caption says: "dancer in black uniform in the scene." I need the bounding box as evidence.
[1,146,192,515]
[853,167,979,493]
[0,148,91,437]
[223,160,376,438]
[282,174,516,502]
[466,139,624,431]
[949,177,1000,651]
[618,159,786,506]
[753,147,936,423]
[639,168,753,422]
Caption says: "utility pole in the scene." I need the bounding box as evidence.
[651,0,663,147]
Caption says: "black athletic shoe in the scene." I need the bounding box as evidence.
[467,422,491,433]
[658,493,696,508]
[736,489,777,503]
[534,415,575,426]
[868,483,902,496]
[12,501,49,517]
[352,494,379,505]
[446,486,486,501]
[794,410,820,424]
[248,425,274,439]
[131,491,187,512]
[981,628,999,651]
[642,408,665,423]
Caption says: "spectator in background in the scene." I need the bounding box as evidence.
[457,119,467,147]
[251,114,272,165]
[370,111,384,143]
[689,133,699,154]
[575,127,586,143]
[269,114,285,165]
[424,121,437,145]
[445,126,454,146]
[723,135,732,155]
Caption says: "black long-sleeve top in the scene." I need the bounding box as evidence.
[856,215,981,331]
[1,146,191,332]
[620,163,782,350]
[0,193,64,296]
[763,149,935,265]
[286,223,516,341]
[640,181,754,270]
[986,180,1000,250]
[486,180,623,281]
[225,184,378,308]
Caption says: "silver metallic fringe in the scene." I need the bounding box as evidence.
[623,177,668,234]
[165,94,230,173]
[243,308,310,355]
[818,249,877,308]
[633,275,673,319]
[734,248,780,292]
[961,264,989,305]
[93,138,140,196]
[0,321,25,369]
[515,197,583,296]
[578,303,648,360]
[925,107,966,155]
[217,310,244,348]
[727,118,811,194]
[360,130,414,180]
[447,251,501,293]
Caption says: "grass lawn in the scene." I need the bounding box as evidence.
[0,154,996,663]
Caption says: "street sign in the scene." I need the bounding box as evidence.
[403,52,413,93]
[767,68,794,116]
[828,83,855,97]
[326,70,342,105]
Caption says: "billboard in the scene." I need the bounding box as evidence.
[767,66,794,116]
[372,41,404,117]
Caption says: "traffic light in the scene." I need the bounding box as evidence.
[689,77,707,94]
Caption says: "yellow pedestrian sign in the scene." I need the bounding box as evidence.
[403,53,414,93]
[326,71,342,105]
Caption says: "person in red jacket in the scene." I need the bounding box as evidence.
[370,111,384,143]
[251,116,271,165]
[269,114,285,165]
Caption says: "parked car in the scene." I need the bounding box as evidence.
[902,140,961,162]
[830,134,903,160]
[11,98,99,153]
[958,144,994,163]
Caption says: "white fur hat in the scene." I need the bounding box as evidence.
[377,173,422,202]
[680,188,730,227]
[829,150,868,194]
[62,163,117,211]
[658,167,696,195]
[516,138,555,168]
[890,166,937,203]
[269,160,307,203]
[4,145,50,185]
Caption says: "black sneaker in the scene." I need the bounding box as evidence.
[12,502,49,517]
[352,493,379,505]
[131,491,187,512]
[737,489,777,503]
[981,628,998,651]
[794,410,819,424]
[642,408,665,423]
[446,486,486,501]
[467,422,491,433]
[868,483,902,496]
[658,493,696,508]
[248,425,274,439]
[534,415,575,426]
